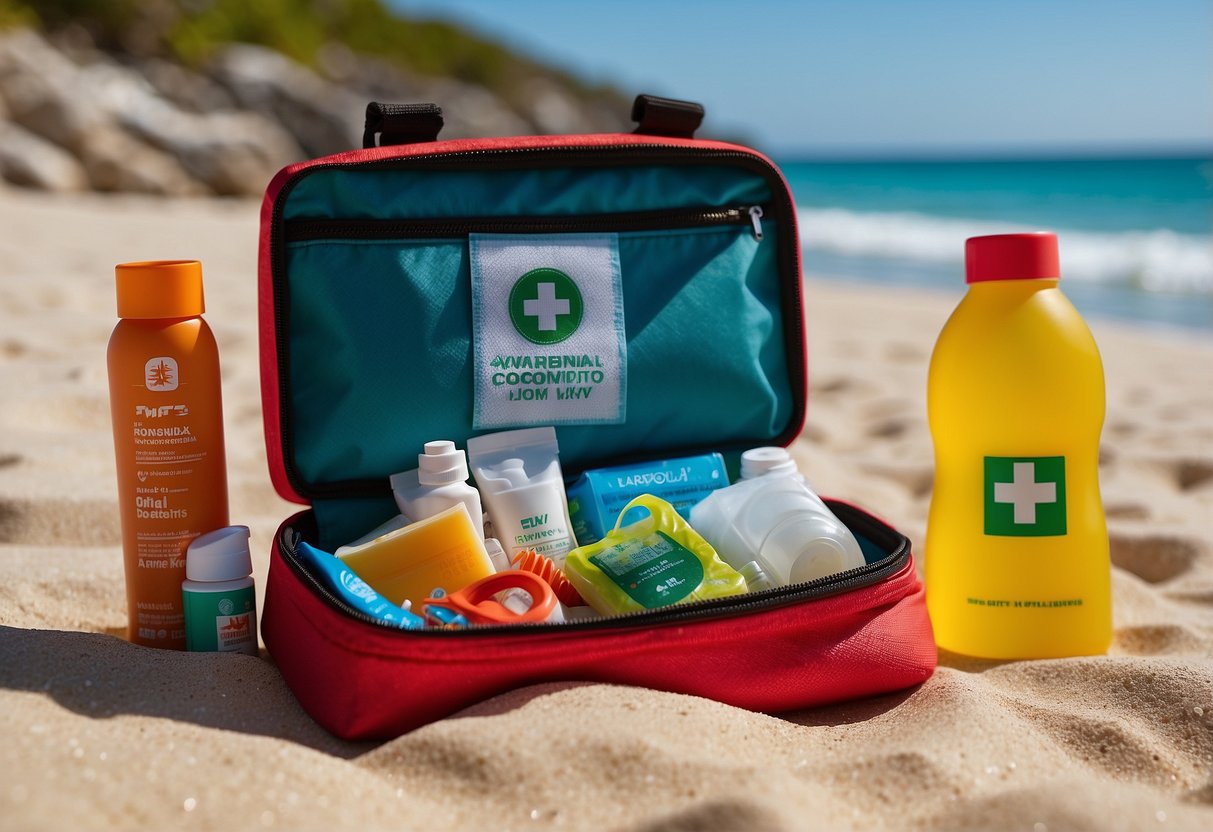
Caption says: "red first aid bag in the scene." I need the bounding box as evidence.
[258,97,936,739]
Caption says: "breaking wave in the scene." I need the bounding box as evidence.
[796,207,1213,294]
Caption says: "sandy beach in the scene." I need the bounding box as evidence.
[1,186,1210,831]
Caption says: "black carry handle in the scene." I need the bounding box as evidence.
[363,102,444,148]
[362,95,705,147]
[631,94,705,139]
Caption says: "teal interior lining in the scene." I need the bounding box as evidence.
[287,222,790,485]
[280,161,796,536]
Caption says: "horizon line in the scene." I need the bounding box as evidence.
[762,141,1213,163]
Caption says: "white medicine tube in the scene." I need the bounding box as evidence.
[467,427,575,567]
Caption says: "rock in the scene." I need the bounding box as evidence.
[78,125,205,196]
[415,77,534,139]
[0,28,100,148]
[0,30,298,196]
[0,120,87,191]
[209,44,362,157]
[518,77,619,135]
[78,61,301,196]
[0,29,204,195]
[318,49,533,141]
[0,25,633,195]
[137,58,237,114]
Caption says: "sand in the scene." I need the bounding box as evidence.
[0,186,1210,831]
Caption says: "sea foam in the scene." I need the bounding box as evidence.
[796,208,1213,294]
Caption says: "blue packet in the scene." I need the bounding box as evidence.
[294,540,426,629]
[567,452,729,545]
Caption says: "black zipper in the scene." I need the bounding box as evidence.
[276,501,910,636]
[268,142,806,502]
[284,204,768,243]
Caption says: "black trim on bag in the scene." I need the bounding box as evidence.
[268,144,807,502]
[284,204,767,243]
[275,500,912,636]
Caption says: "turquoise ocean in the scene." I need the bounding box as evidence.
[778,156,1213,331]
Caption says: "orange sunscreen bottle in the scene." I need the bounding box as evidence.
[108,260,229,650]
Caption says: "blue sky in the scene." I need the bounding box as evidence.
[388,0,1212,156]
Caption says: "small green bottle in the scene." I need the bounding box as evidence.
[182,526,258,655]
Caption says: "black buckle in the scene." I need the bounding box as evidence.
[363,102,444,148]
[631,94,705,139]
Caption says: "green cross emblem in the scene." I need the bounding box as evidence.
[508,268,583,345]
[984,456,1067,537]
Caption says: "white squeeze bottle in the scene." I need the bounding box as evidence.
[390,441,484,539]
[689,448,865,587]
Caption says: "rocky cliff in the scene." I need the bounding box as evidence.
[0,26,631,196]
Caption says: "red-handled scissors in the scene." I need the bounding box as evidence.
[424,569,561,626]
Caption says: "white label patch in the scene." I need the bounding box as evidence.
[470,233,626,428]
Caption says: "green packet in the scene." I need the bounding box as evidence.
[564,494,747,616]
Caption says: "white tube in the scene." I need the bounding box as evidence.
[467,427,576,568]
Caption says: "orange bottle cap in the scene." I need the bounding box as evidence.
[115,260,205,319]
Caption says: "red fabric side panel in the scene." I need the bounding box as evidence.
[257,167,305,505]
[262,513,936,740]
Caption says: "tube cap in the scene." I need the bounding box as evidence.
[417,440,470,486]
[115,260,205,319]
[186,526,252,582]
[965,233,1060,284]
[740,447,798,479]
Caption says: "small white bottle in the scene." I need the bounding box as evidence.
[390,440,484,539]
[690,450,865,587]
[738,560,777,592]
[182,526,257,655]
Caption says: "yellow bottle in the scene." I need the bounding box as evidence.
[925,233,1111,659]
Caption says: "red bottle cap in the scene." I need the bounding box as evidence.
[965,233,1060,284]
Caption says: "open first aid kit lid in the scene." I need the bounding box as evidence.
[258,99,808,520]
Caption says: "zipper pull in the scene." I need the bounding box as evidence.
[748,205,764,241]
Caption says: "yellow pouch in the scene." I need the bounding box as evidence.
[564,494,746,616]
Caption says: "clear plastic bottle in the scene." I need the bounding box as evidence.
[689,452,865,586]
[390,440,484,538]
[925,233,1111,659]
[108,260,229,650]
